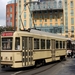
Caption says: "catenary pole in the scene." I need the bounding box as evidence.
[14,0,16,31]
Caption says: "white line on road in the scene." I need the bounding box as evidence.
[11,71,23,75]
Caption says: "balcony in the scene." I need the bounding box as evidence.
[30,0,63,12]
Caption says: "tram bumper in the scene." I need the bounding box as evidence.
[1,61,13,68]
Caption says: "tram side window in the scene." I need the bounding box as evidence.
[47,40,50,49]
[60,41,62,48]
[15,37,20,50]
[34,39,39,49]
[56,41,59,48]
[63,41,65,48]
[41,39,45,49]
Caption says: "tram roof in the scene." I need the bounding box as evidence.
[29,29,68,40]
[1,29,71,40]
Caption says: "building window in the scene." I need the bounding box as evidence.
[40,15,42,19]
[71,26,74,33]
[50,23,52,26]
[40,19,42,22]
[59,1,62,8]
[38,5,40,9]
[10,22,12,26]
[24,0,26,3]
[10,6,12,12]
[71,26,74,30]
[24,20,26,26]
[65,35,68,37]
[24,12,26,19]
[55,18,57,21]
[19,6,21,14]
[33,3,35,9]
[45,19,47,22]
[65,1,67,7]
[71,9,74,16]
[10,14,12,20]
[65,31,68,33]
[50,15,52,19]
[71,35,74,38]
[50,19,52,22]
[45,23,47,27]
[55,23,58,26]
[24,6,26,10]
[71,18,74,25]
[71,31,74,33]
[70,1,73,8]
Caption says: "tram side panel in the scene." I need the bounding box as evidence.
[33,40,67,63]
[33,50,52,63]
[12,52,22,68]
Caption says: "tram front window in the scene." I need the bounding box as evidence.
[2,38,12,50]
[15,37,20,50]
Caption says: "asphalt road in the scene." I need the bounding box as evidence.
[0,58,75,75]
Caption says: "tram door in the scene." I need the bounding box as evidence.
[22,37,33,67]
[51,39,55,61]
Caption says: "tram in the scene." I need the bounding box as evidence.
[67,39,75,57]
[0,29,68,68]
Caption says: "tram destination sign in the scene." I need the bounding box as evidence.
[1,32,13,36]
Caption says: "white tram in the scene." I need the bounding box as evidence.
[1,29,68,68]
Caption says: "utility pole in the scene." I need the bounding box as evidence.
[14,0,16,31]
[0,35,1,72]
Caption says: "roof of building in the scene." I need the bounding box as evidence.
[7,0,17,4]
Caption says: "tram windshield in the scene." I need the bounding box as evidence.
[2,38,12,50]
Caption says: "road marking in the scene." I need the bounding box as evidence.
[11,71,23,75]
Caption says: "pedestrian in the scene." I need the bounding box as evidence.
[71,51,73,58]
[68,50,71,58]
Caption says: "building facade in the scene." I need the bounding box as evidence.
[17,0,32,30]
[17,0,63,33]
[63,0,75,40]
[6,0,17,30]
[30,0,64,34]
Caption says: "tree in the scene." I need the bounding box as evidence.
[6,26,14,31]
[0,26,14,34]
[0,26,5,34]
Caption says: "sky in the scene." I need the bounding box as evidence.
[0,0,9,26]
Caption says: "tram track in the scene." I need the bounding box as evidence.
[11,60,64,75]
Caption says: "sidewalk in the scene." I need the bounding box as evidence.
[56,58,75,75]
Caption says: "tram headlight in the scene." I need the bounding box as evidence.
[10,57,12,60]
[1,57,2,60]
